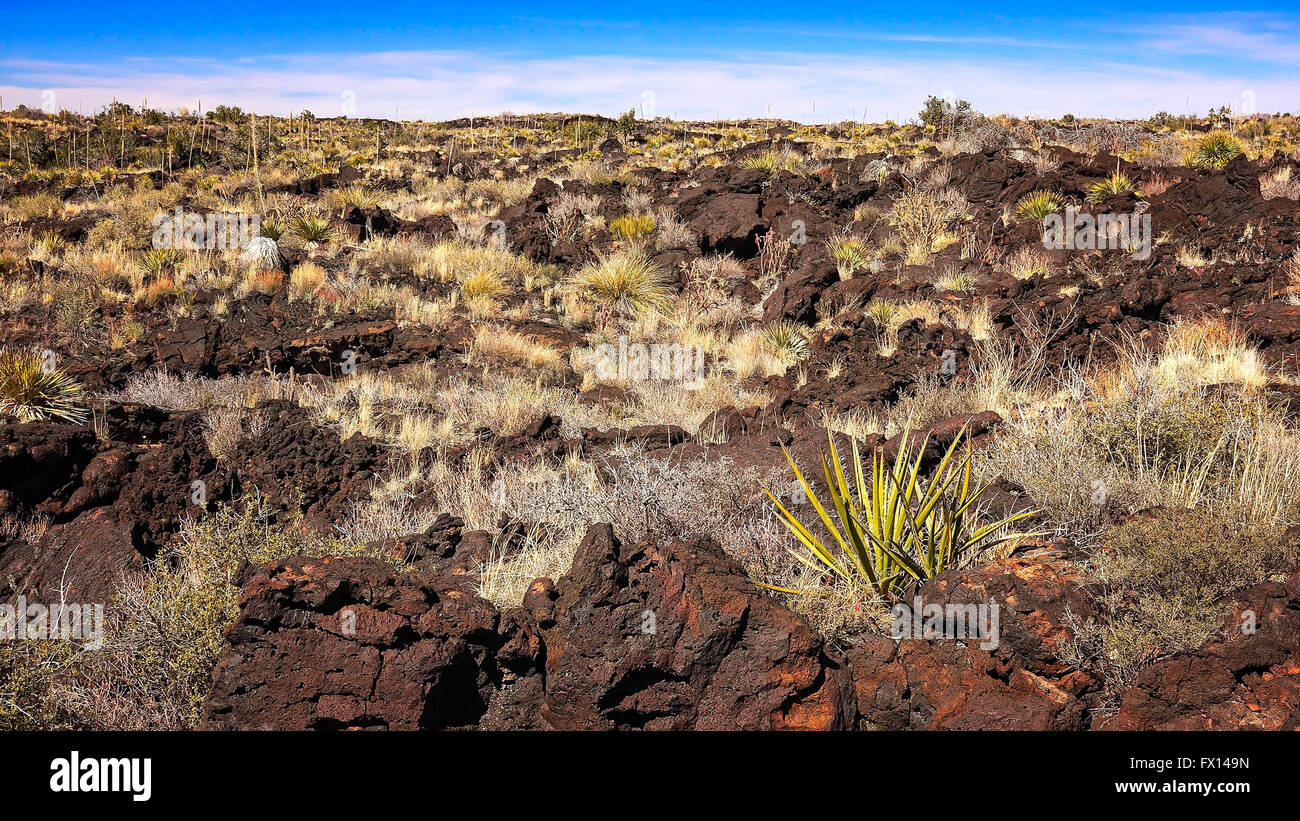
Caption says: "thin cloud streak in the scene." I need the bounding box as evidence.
[1,50,1295,122]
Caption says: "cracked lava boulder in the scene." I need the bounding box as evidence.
[199,523,855,730]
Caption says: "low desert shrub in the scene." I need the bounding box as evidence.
[1060,507,1296,700]
[64,499,401,729]
[0,641,80,730]
[609,213,656,245]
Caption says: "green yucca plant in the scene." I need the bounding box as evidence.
[827,234,870,279]
[29,231,66,260]
[764,426,1036,600]
[739,151,780,173]
[1013,190,1064,221]
[0,349,88,424]
[865,300,898,328]
[761,320,812,364]
[140,247,185,275]
[328,184,384,215]
[259,218,288,241]
[1187,132,1244,170]
[290,215,333,243]
[1086,172,1139,204]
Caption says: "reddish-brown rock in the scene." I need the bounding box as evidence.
[1098,569,1300,730]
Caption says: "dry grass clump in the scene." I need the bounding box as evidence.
[1287,248,1300,305]
[544,192,603,244]
[626,374,768,433]
[980,317,1300,539]
[1150,315,1266,389]
[469,324,564,370]
[424,240,542,288]
[240,268,284,295]
[460,451,774,608]
[288,261,326,299]
[432,375,575,444]
[1260,166,1300,200]
[6,192,64,222]
[201,406,269,462]
[1174,243,1209,268]
[106,370,296,412]
[889,185,969,265]
[999,247,1054,280]
[569,250,674,319]
[334,493,446,544]
[688,253,748,287]
[652,208,694,250]
[364,235,430,277]
[723,329,791,379]
[933,266,978,292]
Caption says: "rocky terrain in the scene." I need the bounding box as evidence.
[1,103,1298,730]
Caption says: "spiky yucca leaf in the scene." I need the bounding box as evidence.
[290,216,333,243]
[865,300,898,328]
[764,426,1036,600]
[1187,132,1244,170]
[761,320,812,364]
[827,234,870,279]
[141,248,185,275]
[0,349,88,424]
[259,218,288,241]
[1086,172,1139,204]
[327,184,384,214]
[1013,190,1064,221]
[31,231,66,258]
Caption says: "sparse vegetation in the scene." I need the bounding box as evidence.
[2,99,1299,732]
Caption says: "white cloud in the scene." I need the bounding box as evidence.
[2,48,1297,122]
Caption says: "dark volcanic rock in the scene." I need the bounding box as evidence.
[200,555,518,730]
[849,547,1099,730]
[199,524,856,730]
[0,422,99,511]
[235,400,389,526]
[535,524,855,729]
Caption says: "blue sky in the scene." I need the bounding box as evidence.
[3,3,1299,121]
